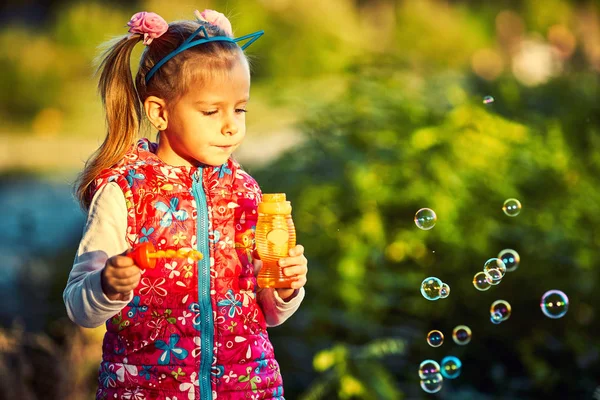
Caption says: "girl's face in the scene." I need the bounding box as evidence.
[157,57,250,168]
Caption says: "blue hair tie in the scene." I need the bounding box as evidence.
[145,25,264,84]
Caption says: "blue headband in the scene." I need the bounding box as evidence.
[145,25,263,84]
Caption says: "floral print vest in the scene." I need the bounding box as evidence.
[93,139,284,400]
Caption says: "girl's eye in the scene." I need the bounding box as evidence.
[201,109,246,116]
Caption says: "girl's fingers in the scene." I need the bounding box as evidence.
[290,276,307,289]
[279,255,307,267]
[289,244,304,257]
[112,283,135,293]
[108,265,141,279]
[112,255,135,268]
[282,265,307,277]
[122,273,141,286]
[121,266,142,279]
[105,269,141,287]
[107,275,138,289]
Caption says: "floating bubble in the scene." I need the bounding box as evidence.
[452,325,472,345]
[498,249,520,272]
[490,300,512,322]
[440,356,462,379]
[419,359,441,379]
[540,290,569,319]
[485,268,503,285]
[484,258,506,279]
[502,198,522,217]
[483,95,495,104]
[420,373,443,394]
[491,310,503,321]
[439,283,450,299]
[415,208,437,230]
[427,330,444,347]
[473,271,492,291]
[490,313,503,324]
[421,277,443,301]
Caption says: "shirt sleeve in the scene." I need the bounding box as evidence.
[63,182,133,328]
[257,287,305,327]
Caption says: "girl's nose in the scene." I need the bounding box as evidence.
[221,119,238,136]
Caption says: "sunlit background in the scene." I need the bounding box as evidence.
[1,0,599,398]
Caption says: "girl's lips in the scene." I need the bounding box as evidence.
[215,145,234,151]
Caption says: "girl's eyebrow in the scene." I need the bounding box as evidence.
[195,97,250,105]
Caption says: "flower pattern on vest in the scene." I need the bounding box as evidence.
[92,139,285,400]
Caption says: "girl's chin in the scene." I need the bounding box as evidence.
[195,155,231,167]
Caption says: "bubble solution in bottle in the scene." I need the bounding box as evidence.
[255,193,296,288]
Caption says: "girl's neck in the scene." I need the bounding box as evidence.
[155,133,199,169]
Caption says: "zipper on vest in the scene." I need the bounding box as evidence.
[192,167,213,400]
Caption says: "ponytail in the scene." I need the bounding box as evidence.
[74,34,143,210]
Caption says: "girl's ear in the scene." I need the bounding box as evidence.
[144,96,169,131]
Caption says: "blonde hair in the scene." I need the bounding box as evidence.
[74,20,247,210]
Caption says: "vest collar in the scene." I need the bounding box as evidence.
[132,138,233,181]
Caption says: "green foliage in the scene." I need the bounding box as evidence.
[254,58,600,398]
[302,338,406,399]
[0,3,133,132]
[0,27,64,123]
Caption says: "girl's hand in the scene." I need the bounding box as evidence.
[276,244,308,301]
[101,251,142,301]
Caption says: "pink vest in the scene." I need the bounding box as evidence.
[92,139,284,400]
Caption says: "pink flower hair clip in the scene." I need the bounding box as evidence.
[127,11,169,46]
[194,9,233,37]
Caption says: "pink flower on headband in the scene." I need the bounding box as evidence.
[194,9,233,37]
[127,11,168,45]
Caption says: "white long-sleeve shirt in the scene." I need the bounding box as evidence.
[63,182,304,329]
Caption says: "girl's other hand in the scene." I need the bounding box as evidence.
[276,244,308,300]
[101,251,142,301]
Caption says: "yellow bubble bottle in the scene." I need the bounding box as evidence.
[256,193,296,288]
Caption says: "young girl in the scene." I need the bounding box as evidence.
[63,9,308,400]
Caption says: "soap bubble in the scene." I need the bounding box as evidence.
[420,373,443,394]
[485,268,503,285]
[427,330,444,347]
[452,325,472,345]
[540,290,569,319]
[490,313,503,324]
[483,95,494,104]
[415,208,437,230]
[440,356,462,379]
[439,283,450,299]
[490,300,512,322]
[419,359,441,379]
[484,258,507,279]
[421,277,443,301]
[502,198,522,217]
[498,249,520,272]
[473,271,492,291]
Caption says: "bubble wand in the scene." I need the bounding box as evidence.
[126,242,203,270]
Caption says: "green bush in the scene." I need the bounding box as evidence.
[254,59,600,398]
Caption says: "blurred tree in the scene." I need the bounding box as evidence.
[253,55,600,398]
[0,0,133,24]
